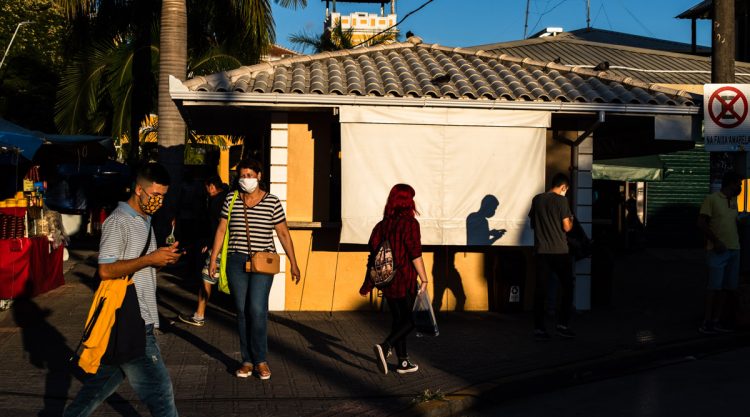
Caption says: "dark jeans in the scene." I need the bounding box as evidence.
[226,252,274,365]
[534,253,575,330]
[384,293,416,359]
[64,325,178,417]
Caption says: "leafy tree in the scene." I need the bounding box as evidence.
[0,0,68,131]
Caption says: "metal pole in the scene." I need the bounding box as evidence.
[391,0,396,15]
[712,0,735,83]
[586,0,591,29]
[0,21,33,72]
[691,18,697,54]
[524,0,531,38]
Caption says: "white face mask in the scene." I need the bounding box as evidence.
[239,178,259,193]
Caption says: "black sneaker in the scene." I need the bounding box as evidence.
[373,343,391,375]
[556,325,576,338]
[534,329,551,340]
[178,314,205,327]
[396,359,419,374]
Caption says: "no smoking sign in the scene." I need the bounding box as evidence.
[705,84,750,151]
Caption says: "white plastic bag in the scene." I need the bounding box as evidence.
[412,290,439,337]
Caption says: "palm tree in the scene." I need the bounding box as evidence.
[159,0,307,150]
[157,0,187,151]
[290,24,398,53]
[55,0,306,159]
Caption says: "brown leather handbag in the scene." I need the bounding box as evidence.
[243,197,280,275]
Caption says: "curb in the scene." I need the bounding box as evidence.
[401,332,750,417]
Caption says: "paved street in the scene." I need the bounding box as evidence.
[0,245,746,417]
[465,346,750,417]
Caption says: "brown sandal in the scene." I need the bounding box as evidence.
[256,362,271,380]
[235,363,253,378]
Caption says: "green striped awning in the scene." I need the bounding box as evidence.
[592,155,664,182]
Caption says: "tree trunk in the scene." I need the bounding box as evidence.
[156,0,187,244]
[158,0,187,147]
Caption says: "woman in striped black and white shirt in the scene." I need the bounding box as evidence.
[208,158,300,380]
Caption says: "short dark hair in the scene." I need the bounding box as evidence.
[236,158,263,175]
[550,173,570,189]
[722,171,742,188]
[135,162,170,188]
[204,175,226,190]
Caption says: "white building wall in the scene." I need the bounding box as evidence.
[575,134,594,310]
[268,112,289,311]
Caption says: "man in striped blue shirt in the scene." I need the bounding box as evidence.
[65,163,182,417]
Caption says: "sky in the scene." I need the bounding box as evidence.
[271,0,712,52]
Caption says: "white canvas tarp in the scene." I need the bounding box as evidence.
[340,106,550,246]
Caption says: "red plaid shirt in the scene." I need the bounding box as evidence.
[360,216,423,298]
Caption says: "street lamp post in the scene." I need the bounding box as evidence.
[0,21,34,71]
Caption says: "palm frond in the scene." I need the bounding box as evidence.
[274,0,307,9]
[189,48,244,76]
[289,31,324,53]
[54,39,114,134]
[239,0,275,61]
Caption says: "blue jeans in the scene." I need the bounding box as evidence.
[226,252,274,365]
[64,325,178,417]
[707,249,740,290]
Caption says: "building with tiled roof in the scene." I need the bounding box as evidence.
[179,37,699,109]
[469,33,750,91]
[171,37,702,313]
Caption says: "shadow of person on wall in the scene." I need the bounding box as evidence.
[432,247,466,312]
[466,195,505,246]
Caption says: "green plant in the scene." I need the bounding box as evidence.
[412,388,445,404]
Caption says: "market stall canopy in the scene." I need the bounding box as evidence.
[592,155,665,182]
[34,134,115,165]
[0,119,44,161]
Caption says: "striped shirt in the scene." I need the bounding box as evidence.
[221,191,285,254]
[98,201,159,328]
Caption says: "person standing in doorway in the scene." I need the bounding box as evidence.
[697,171,743,334]
[360,184,429,375]
[179,176,229,326]
[65,163,181,417]
[529,173,575,339]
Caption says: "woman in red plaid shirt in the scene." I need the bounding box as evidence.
[360,184,429,375]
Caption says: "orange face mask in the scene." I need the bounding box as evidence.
[139,189,163,215]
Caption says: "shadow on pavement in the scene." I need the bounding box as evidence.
[270,314,374,372]
[11,297,139,417]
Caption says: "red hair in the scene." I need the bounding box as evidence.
[383,183,419,218]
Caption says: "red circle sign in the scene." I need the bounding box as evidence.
[708,86,749,129]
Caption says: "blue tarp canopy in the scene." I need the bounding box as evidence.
[0,119,44,161]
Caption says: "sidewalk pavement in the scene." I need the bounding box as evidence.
[0,245,747,417]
